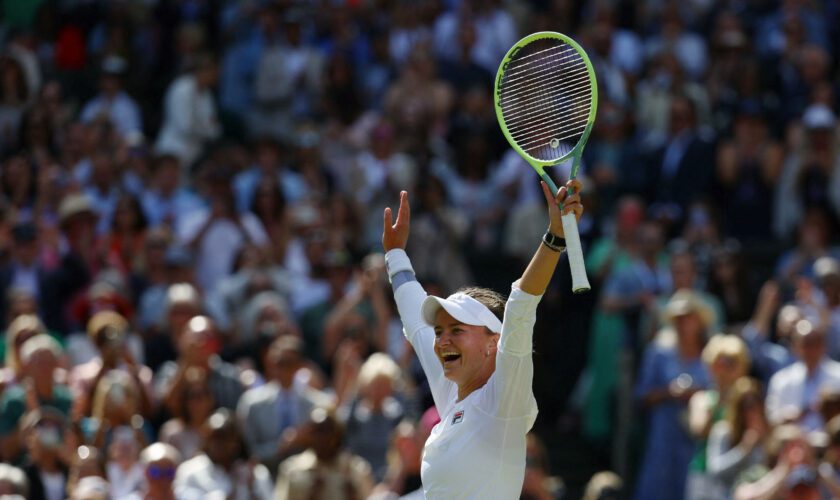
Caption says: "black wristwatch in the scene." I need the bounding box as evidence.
[542,231,566,251]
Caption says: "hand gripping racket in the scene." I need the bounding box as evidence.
[494,31,597,293]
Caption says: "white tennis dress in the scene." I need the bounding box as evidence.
[387,250,539,499]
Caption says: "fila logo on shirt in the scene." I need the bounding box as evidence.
[452,410,465,425]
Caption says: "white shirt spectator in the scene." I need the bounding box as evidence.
[177,209,268,293]
[155,75,221,168]
[174,454,273,500]
[766,358,840,432]
[80,91,143,138]
[433,7,516,73]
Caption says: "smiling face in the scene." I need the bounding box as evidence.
[433,308,499,395]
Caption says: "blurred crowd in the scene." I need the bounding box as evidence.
[1,0,840,499]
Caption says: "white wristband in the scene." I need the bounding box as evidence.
[385,249,414,282]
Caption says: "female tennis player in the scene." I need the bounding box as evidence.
[382,179,583,498]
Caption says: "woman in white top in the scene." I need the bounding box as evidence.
[381,179,583,499]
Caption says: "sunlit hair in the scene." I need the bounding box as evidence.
[456,287,506,323]
[582,471,623,500]
[5,314,47,372]
[0,462,28,496]
[140,442,181,467]
[701,334,751,374]
[19,334,62,365]
[725,377,764,445]
[357,352,402,392]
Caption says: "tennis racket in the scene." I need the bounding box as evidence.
[494,31,597,293]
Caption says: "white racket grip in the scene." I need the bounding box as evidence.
[561,212,591,293]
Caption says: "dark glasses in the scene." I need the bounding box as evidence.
[147,464,176,480]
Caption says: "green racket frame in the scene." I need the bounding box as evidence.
[493,31,599,293]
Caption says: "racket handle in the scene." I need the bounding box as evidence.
[561,211,591,293]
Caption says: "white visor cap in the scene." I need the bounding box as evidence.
[420,292,503,334]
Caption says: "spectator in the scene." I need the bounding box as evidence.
[177,165,268,294]
[19,407,70,500]
[0,313,47,390]
[775,104,840,241]
[156,316,244,415]
[0,462,28,498]
[85,370,150,450]
[154,53,221,170]
[104,425,144,498]
[0,222,47,317]
[250,7,323,142]
[686,335,751,499]
[368,420,424,499]
[79,56,142,140]
[41,193,97,335]
[124,442,180,500]
[68,311,153,419]
[813,256,840,359]
[174,408,273,499]
[140,154,204,230]
[707,242,756,326]
[158,372,214,460]
[144,282,202,372]
[766,318,840,432]
[0,335,71,462]
[520,432,565,500]
[740,282,796,383]
[643,93,716,229]
[633,290,712,500]
[713,101,783,243]
[274,407,374,500]
[236,335,332,470]
[732,424,827,500]
[706,377,768,498]
[339,352,406,481]
[65,445,106,500]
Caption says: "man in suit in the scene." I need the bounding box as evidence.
[644,94,715,229]
[236,335,332,472]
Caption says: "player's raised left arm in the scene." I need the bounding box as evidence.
[516,179,583,295]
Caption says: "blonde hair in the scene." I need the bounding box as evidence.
[357,352,402,391]
[5,314,46,372]
[19,334,62,365]
[702,334,751,374]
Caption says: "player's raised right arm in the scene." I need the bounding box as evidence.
[382,191,450,409]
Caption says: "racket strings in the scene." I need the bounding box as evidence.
[505,98,591,138]
[499,63,589,110]
[517,109,589,147]
[498,42,579,71]
[499,39,592,160]
[502,46,585,85]
[501,74,591,123]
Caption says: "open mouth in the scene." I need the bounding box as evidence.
[441,353,461,364]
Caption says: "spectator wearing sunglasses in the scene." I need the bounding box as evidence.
[124,442,180,500]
